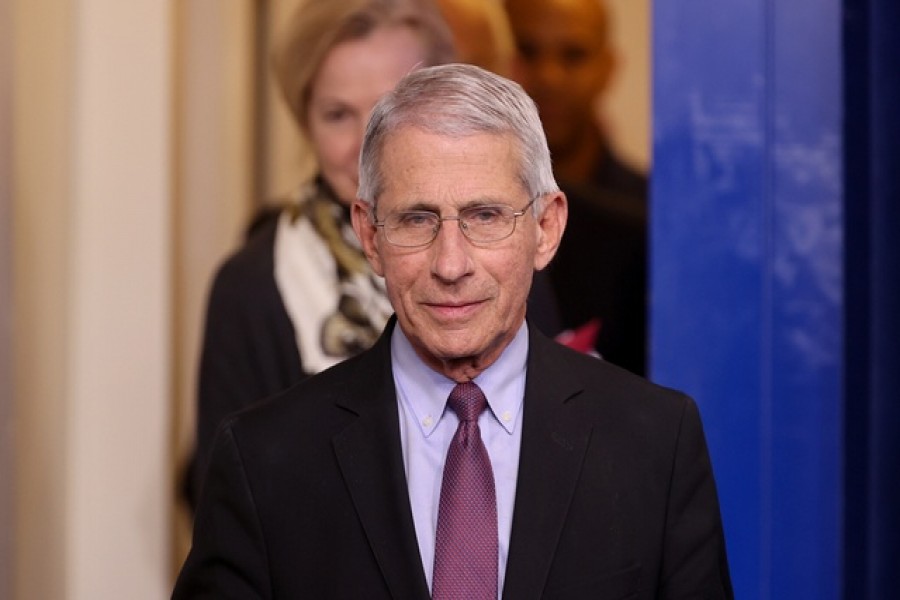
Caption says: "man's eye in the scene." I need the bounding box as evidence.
[467,207,504,224]
[396,212,436,228]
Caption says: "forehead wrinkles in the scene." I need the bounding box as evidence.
[378,129,526,196]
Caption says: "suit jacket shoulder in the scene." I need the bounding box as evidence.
[502,326,732,599]
[177,321,431,599]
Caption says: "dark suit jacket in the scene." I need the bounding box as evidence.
[174,319,732,599]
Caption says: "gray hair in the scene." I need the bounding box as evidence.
[357,63,558,206]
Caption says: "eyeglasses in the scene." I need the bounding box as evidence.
[373,197,539,248]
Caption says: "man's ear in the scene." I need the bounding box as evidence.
[533,191,567,271]
[351,199,385,276]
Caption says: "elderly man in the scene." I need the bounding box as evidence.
[173,64,731,599]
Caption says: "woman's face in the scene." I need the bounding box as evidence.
[306,26,429,206]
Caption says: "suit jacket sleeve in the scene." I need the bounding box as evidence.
[174,422,272,599]
[662,395,733,598]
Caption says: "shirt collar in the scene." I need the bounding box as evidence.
[391,321,529,437]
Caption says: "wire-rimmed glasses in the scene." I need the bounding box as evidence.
[373,197,538,248]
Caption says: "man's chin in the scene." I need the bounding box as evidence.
[426,336,483,362]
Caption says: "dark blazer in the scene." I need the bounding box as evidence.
[174,319,732,599]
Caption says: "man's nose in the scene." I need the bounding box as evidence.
[430,219,473,283]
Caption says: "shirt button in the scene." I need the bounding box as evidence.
[423,416,434,427]
[501,411,512,422]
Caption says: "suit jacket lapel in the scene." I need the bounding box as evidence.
[332,320,431,600]
[503,325,593,600]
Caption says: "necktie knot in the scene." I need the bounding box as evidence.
[448,382,487,423]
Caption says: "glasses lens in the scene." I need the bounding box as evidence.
[385,211,438,246]
[460,205,515,242]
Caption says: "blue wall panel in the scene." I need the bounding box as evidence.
[768,1,843,595]
[652,1,767,595]
[652,1,843,597]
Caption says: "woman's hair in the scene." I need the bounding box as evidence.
[271,0,456,130]
[358,63,559,205]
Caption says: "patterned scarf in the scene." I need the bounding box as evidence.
[277,178,391,372]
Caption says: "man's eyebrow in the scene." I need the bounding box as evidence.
[395,197,508,213]
[398,200,441,212]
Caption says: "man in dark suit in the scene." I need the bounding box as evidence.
[173,63,731,599]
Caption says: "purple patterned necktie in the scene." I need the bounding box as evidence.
[432,382,499,600]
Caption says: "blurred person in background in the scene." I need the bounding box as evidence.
[436,0,516,76]
[506,0,648,375]
[506,0,645,195]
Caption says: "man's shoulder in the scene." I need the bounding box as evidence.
[531,331,690,419]
[220,340,391,445]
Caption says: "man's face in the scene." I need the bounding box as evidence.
[506,0,613,153]
[352,126,566,379]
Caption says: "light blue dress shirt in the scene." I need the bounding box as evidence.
[391,322,528,597]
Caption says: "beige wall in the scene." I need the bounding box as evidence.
[12,0,259,594]
[604,0,651,172]
[0,0,12,595]
[13,1,79,596]
[13,0,174,597]
[263,0,316,201]
[171,0,256,567]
